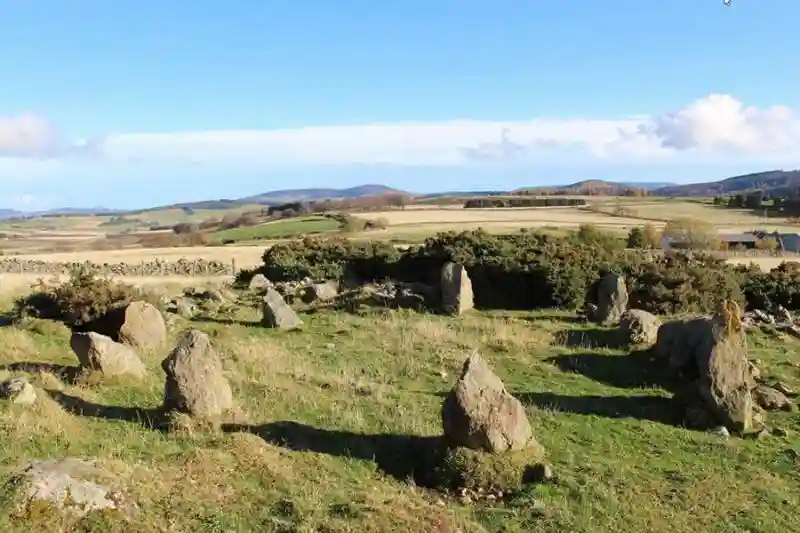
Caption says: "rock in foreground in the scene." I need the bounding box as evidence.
[162,329,235,419]
[658,301,756,432]
[442,352,534,453]
[2,458,132,518]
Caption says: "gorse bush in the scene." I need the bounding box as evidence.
[12,267,155,327]
[255,229,752,313]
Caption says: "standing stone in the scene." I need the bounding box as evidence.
[694,310,753,431]
[619,309,661,347]
[594,273,628,325]
[70,332,147,379]
[0,376,37,405]
[664,301,754,431]
[441,262,474,315]
[161,330,234,418]
[261,288,303,329]
[85,301,167,350]
[442,352,534,453]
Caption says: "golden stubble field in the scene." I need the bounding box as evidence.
[1,200,797,276]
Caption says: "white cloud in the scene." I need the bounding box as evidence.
[2,94,799,170]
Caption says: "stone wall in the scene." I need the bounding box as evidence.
[0,258,234,277]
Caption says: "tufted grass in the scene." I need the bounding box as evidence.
[0,291,798,532]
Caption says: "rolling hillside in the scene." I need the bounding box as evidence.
[654,170,800,197]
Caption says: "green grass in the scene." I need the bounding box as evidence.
[0,295,799,532]
[211,216,342,243]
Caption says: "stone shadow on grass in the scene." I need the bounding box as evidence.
[189,316,259,327]
[0,362,84,384]
[519,392,681,426]
[554,327,627,350]
[545,349,681,391]
[44,390,167,430]
[223,421,444,486]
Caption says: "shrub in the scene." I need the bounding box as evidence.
[172,222,200,235]
[626,227,645,248]
[662,217,720,250]
[12,267,154,327]
[256,229,751,314]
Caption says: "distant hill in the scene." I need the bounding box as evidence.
[240,184,410,205]
[0,209,22,220]
[653,170,800,197]
[135,184,413,213]
[515,179,665,195]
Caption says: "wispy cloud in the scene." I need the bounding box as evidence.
[2,94,799,171]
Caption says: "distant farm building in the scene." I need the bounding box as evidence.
[660,231,800,252]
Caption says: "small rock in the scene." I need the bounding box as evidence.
[0,377,37,405]
[711,426,730,437]
[261,289,303,330]
[757,429,770,439]
[774,427,790,438]
[753,384,794,412]
[775,381,796,397]
[4,458,132,517]
[524,463,554,484]
[324,343,335,350]
[619,309,661,346]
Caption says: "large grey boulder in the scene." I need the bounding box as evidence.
[161,330,234,418]
[86,301,167,350]
[594,273,628,325]
[442,352,535,453]
[261,288,303,329]
[441,262,474,315]
[3,458,133,517]
[658,301,756,431]
[619,309,661,347]
[70,331,147,379]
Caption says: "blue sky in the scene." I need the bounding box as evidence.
[1,0,798,210]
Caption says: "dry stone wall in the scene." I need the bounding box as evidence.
[0,258,234,277]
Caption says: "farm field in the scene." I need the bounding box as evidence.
[211,216,342,244]
[1,199,798,272]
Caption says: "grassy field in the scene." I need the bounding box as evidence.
[211,216,342,244]
[0,290,798,532]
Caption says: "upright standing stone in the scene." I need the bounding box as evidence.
[442,352,534,453]
[441,262,474,315]
[161,329,234,418]
[595,273,628,325]
[261,288,303,329]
